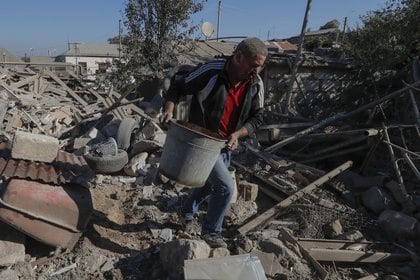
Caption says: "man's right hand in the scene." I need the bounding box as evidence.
[160,101,175,123]
[159,111,173,123]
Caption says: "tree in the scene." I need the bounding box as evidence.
[331,0,420,118]
[344,0,420,75]
[114,0,203,90]
[320,19,340,30]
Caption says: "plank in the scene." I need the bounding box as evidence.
[237,161,352,235]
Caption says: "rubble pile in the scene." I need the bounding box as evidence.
[0,57,419,280]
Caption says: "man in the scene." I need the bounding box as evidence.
[160,37,267,247]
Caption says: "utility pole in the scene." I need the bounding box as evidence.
[341,17,348,43]
[216,0,221,41]
[69,42,80,77]
[118,19,122,59]
[284,0,312,114]
[75,43,79,77]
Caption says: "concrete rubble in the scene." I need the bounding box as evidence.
[0,52,419,280]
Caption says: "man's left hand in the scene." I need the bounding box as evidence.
[227,133,240,150]
[226,127,249,150]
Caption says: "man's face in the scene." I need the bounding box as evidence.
[234,51,266,80]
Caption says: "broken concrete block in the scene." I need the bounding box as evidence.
[238,180,259,202]
[124,152,148,177]
[210,247,230,258]
[325,219,343,238]
[85,127,100,138]
[250,249,283,277]
[160,239,210,275]
[12,130,59,162]
[225,200,257,226]
[361,186,398,214]
[130,139,161,155]
[159,228,173,242]
[0,222,26,266]
[73,137,92,150]
[0,269,19,280]
[384,181,416,214]
[338,171,386,191]
[258,238,286,258]
[84,253,107,274]
[335,230,367,242]
[378,210,418,240]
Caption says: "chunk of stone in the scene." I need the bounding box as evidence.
[378,210,418,240]
[361,186,397,214]
[12,131,59,162]
[0,222,26,266]
[160,239,210,275]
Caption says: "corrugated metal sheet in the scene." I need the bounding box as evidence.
[0,142,94,187]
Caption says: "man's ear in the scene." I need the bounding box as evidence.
[233,51,242,63]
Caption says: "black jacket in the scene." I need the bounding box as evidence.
[166,58,264,136]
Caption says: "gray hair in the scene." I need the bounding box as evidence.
[235,37,268,57]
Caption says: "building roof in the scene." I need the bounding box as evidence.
[178,40,238,65]
[0,48,19,62]
[29,56,56,63]
[60,43,120,57]
[266,40,298,52]
[304,27,339,36]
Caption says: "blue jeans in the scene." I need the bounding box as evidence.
[181,149,235,234]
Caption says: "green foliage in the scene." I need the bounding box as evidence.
[302,19,340,51]
[303,34,337,51]
[320,19,340,30]
[124,0,202,79]
[119,0,203,87]
[344,0,420,75]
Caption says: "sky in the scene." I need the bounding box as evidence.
[0,0,387,58]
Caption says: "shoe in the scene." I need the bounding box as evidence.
[202,233,227,248]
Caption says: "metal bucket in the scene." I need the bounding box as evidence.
[0,179,93,249]
[159,121,226,186]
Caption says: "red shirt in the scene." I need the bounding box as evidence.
[219,78,250,137]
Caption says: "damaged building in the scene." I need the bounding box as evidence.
[0,35,419,280]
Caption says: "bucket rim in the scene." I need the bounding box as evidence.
[170,120,226,142]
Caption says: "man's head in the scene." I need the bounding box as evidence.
[235,37,268,58]
[230,37,267,81]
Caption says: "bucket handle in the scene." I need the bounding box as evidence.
[0,196,81,233]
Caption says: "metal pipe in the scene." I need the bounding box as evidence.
[309,135,368,157]
[382,140,420,158]
[216,0,221,41]
[408,89,420,127]
[284,0,312,113]
[403,153,420,182]
[264,112,344,153]
[382,124,406,191]
[302,145,368,164]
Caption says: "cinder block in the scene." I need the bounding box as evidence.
[12,131,59,162]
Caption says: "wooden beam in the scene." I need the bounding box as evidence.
[278,228,328,280]
[237,161,352,235]
[307,248,409,263]
[11,73,40,88]
[297,238,387,250]
[43,70,88,106]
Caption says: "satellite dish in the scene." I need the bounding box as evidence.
[201,22,214,39]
